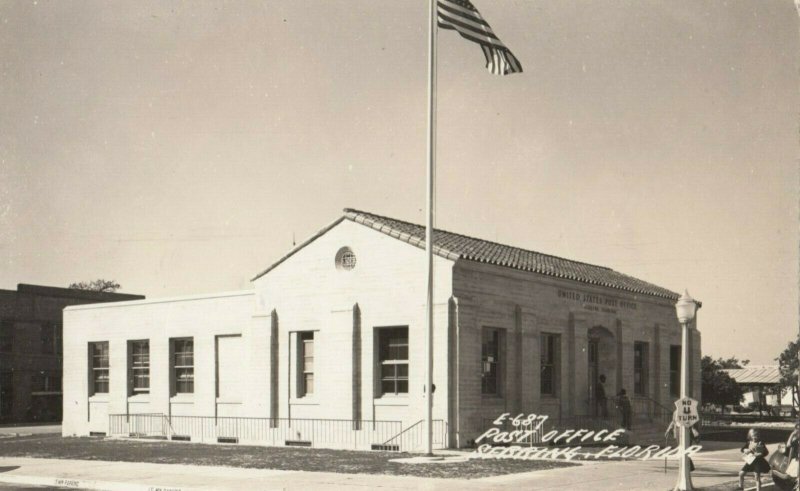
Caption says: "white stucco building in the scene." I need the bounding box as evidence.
[63,209,700,450]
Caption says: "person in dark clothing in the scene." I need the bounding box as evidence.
[595,374,608,418]
[739,428,770,491]
[617,389,632,430]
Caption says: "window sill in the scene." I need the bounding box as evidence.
[290,398,319,406]
[127,394,150,402]
[170,394,194,404]
[89,394,109,403]
[373,396,409,406]
[481,394,505,401]
[215,398,242,404]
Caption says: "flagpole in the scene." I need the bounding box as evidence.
[424,0,438,457]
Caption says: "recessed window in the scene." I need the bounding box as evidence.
[378,327,408,396]
[0,372,12,418]
[540,333,560,396]
[171,338,194,394]
[634,342,649,396]
[670,345,681,397]
[130,340,150,395]
[335,247,357,271]
[0,320,13,353]
[482,328,503,396]
[298,332,314,397]
[40,323,62,355]
[89,342,110,395]
[32,371,61,394]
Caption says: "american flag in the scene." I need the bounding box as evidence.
[437,0,523,75]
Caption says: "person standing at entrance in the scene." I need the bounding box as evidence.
[617,389,632,430]
[595,374,608,418]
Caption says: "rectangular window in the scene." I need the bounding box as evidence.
[32,371,62,394]
[481,327,503,395]
[0,372,12,418]
[298,332,314,397]
[129,340,150,395]
[40,323,61,355]
[172,338,194,394]
[540,333,560,396]
[89,342,109,394]
[634,342,649,396]
[55,323,63,355]
[0,319,13,353]
[669,345,681,397]
[378,327,408,396]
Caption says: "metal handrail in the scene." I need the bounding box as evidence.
[381,419,424,446]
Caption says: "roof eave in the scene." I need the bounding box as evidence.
[250,216,346,282]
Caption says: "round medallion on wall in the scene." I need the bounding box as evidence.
[335,247,357,271]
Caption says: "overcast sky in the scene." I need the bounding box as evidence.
[1,1,797,364]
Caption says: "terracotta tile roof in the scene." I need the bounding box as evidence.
[723,366,782,385]
[252,208,680,301]
[344,209,678,300]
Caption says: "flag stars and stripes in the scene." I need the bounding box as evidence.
[437,0,523,75]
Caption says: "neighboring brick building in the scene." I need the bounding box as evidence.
[62,209,701,449]
[0,284,144,424]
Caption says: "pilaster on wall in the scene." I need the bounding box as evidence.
[691,316,702,403]
[570,313,590,416]
[447,297,459,448]
[566,314,576,417]
[615,320,623,397]
[352,304,362,422]
[512,305,523,416]
[270,310,279,420]
[653,324,662,405]
[454,301,481,441]
[519,307,540,412]
[245,310,271,417]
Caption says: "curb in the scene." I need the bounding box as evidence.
[0,473,198,491]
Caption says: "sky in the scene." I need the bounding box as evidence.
[0,1,797,364]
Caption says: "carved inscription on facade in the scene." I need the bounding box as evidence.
[557,289,638,314]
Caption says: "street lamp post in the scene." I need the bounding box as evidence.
[674,290,698,491]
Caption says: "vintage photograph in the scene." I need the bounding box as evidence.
[0,1,798,490]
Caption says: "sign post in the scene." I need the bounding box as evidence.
[674,397,699,428]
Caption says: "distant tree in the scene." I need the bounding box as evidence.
[68,279,120,293]
[717,357,749,369]
[776,334,800,413]
[701,355,743,413]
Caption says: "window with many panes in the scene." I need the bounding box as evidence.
[0,372,12,418]
[540,333,560,396]
[378,327,408,396]
[298,332,314,397]
[634,342,649,396]
[0,319,13,353]
[89,342,109,394]
[40,322,62,355]
[172,338,194,394]
[481,327,502,395]
[130,340,150,395]
[669,345,681,397]
[32,371,62,393]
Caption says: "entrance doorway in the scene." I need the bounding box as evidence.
[587,326,615,418]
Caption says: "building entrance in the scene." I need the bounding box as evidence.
[588,326,615,418]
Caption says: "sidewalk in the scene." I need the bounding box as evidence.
[0,425,60,437]
[0,448,747,491]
